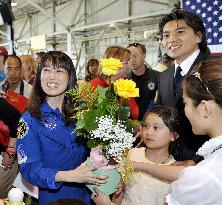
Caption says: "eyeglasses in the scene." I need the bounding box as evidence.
[127,43,146,54]
[190,62,214,98]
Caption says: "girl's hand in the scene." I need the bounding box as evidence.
[112,182,124,204]
[91,188,112,205]
[56,161,108,184]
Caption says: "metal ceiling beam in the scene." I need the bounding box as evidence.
[72,0,119,27]
[71,9,171,32]
[17,16,29,40]
[70,0,84,26]
[139,0,169,5]
[24,0,68,30]
[0,30,7,37]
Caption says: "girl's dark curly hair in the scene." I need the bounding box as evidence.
[28,51,77,125]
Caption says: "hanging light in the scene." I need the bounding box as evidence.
[11,2,18,7]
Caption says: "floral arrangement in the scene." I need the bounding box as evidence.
[67,57,139,163]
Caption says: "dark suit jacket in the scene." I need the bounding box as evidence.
[157,50,210,160]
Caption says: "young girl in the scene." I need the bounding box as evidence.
[92,105,182,205]
[16,51,107,205]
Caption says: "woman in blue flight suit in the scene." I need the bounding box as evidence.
[16,51,107,205]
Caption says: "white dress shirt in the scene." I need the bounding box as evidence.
[174,49,200,77]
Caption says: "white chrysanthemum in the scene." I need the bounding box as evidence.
[90,115,135,160]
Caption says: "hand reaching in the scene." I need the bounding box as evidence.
[56,161,108,184]
[1,152,16,170]
[112,182,124,204]
[92,188,113,205]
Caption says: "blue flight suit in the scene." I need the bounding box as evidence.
[16,102,91,205]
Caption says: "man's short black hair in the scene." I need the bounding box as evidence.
[5,55,22,67]
[159,9,208,53]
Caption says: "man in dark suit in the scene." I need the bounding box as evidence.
[157,9,211,160]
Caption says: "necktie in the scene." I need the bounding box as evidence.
[173,66,183,90]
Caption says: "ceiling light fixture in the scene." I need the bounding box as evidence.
[11,2,18,7]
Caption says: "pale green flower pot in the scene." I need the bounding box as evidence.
[86,161,121,195]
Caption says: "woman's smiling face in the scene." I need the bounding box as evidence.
[41,65,69,97]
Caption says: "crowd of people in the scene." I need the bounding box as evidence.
[0,8,222,205]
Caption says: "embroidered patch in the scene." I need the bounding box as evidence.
[17,119,29,139]
[17,144,28,164]
[44,119,57,130]
[147,82,155,90]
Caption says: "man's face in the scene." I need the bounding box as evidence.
[5,57,22,85]
[161,20,202,64]
[128,46,146,71]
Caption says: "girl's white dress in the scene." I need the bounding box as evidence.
[121,147,175,205]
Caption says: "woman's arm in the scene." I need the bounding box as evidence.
[55,162,108,184]
[132,162,186,182]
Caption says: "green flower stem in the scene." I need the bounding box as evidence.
[108,76,111,89]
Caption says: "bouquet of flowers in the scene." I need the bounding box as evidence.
[67,57,139,194]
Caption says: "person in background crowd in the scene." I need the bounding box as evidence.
[153,53,174,72]
[127,43,159,121]
[0,46,8,82]
[90,45,139,120]
[0,97,20,198]
[20,55,37,85]
[130,60,222,205]
[85,58,99,81]
[0,55,32,99]
[36,52,46,67]
[16,51,108,205]
[157,9,212,161]
[92,106,182,205]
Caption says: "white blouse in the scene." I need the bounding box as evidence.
[166,135,222,205]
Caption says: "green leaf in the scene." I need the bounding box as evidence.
[97,86,108,103]
[87,139,99,148]
[76,111,99,132]
[119,106,130,121]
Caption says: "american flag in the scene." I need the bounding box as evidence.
[182,0,222,54]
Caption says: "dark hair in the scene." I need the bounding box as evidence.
[36,52,46,58]
[143,105,182,158]
[5,55,22,67]
[184,59,222,108]
[159,9,208,53]
[85,58,99,81]
[127,43,146,54]
[46,198,87,205]
[28,51,77,125]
